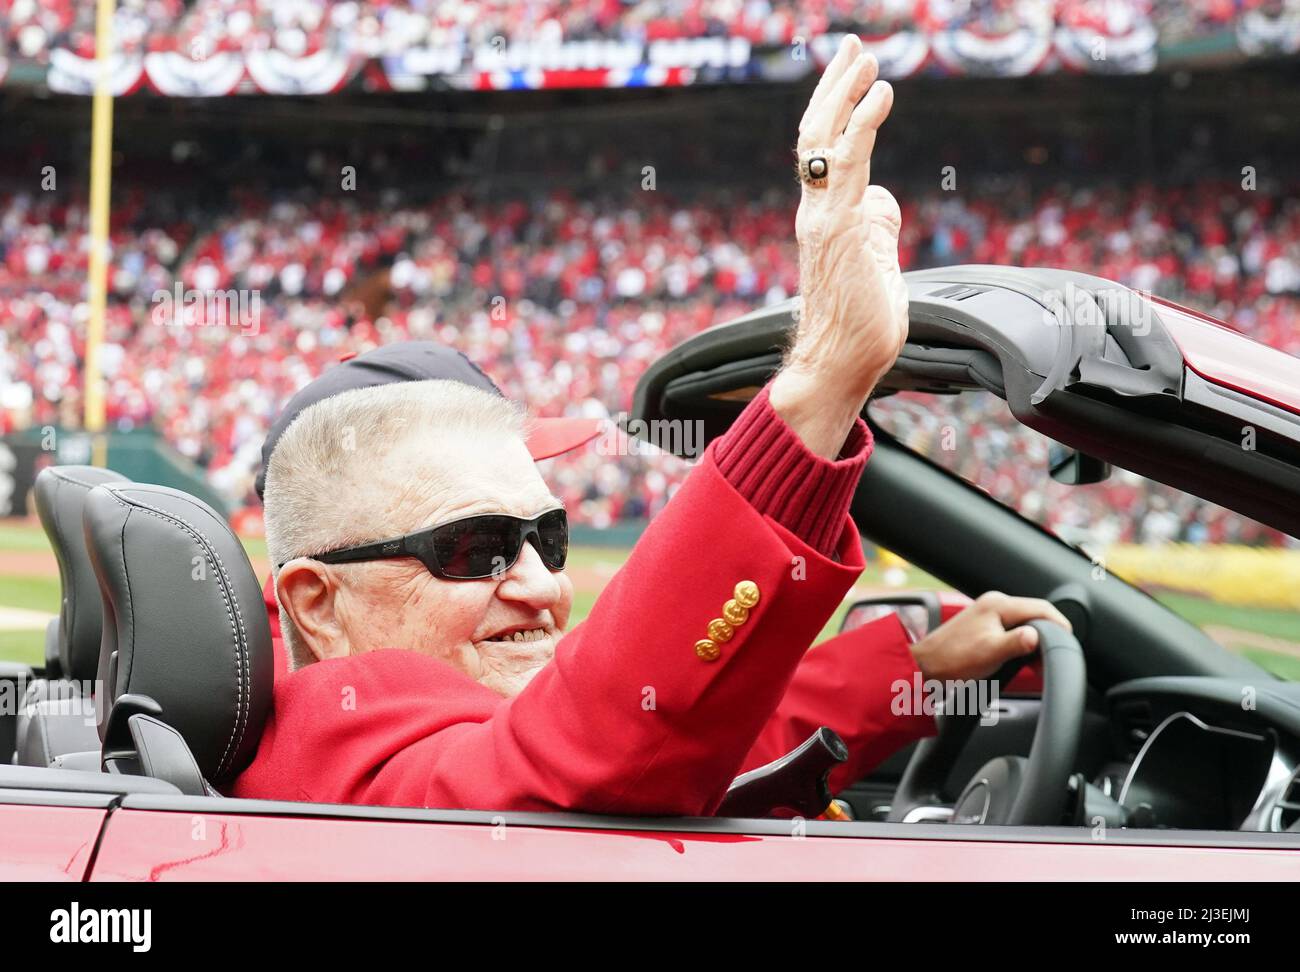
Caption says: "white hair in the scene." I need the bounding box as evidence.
[264,379,527,669]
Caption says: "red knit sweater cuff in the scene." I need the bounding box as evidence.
[709,383,871,558]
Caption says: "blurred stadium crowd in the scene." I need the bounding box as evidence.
[873,392,1292,548]
[2,120,1298,543]
[2,0,1298,544]
[0,0,1285,59]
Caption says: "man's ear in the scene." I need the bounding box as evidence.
[276,560,351,663]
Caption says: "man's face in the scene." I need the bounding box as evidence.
[317,429,574,697]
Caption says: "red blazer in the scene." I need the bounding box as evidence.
[234,454,934,814]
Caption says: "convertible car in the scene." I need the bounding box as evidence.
[2,265,1299,881]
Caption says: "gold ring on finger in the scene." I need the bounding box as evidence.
[798,148,832,189]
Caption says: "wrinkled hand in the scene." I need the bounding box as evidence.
[909,592,1073,684]
[770,34,909,458]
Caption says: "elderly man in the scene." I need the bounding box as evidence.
[232,36,1067,813]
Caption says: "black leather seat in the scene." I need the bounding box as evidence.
[42,616,61,679]
[83,482,273,795]
[13,465,128,766]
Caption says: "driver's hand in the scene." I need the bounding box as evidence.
[908,592,1072,683]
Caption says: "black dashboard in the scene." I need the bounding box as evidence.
[1105,677,1300,833]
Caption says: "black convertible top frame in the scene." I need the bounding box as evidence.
[631,265,1300,539]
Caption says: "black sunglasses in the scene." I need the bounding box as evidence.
[286,508,568,580]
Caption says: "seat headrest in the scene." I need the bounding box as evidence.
[33,465,129,681]
[83,483,273,784]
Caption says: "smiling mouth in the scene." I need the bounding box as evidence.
[482,627,550,644]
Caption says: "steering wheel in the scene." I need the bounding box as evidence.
[887,619,1086,826]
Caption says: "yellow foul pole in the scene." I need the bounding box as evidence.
[84,0,116,467]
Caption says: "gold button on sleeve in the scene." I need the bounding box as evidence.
[707,618,734,643]
[734,580,760,609]
[722,599,749,626]
[695,638,720,662]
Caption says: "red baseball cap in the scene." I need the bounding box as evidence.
[256,342,603,497]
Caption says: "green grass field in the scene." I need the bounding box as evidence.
[2,521,1297,679]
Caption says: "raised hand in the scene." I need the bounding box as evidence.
[771,34,909,458]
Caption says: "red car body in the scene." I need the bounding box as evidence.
[4,801,1297,881]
